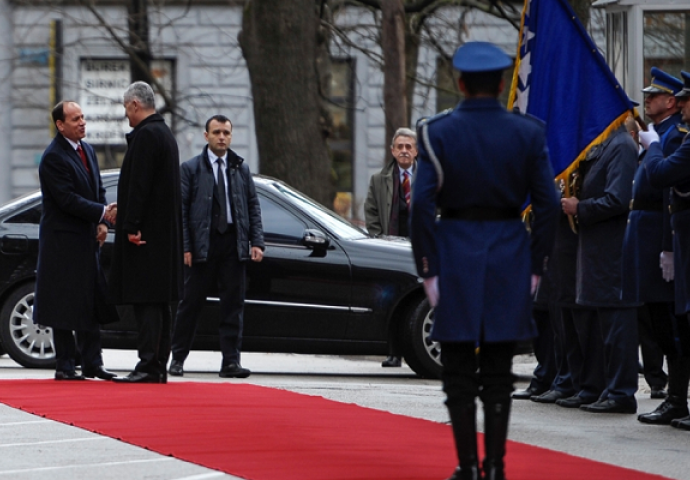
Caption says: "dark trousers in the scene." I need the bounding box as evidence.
[549,305,575,394]
[529,307,556,392]
[441,341,516,406]
[171,227,246,366]
[133,303,172,376]
[564,307,605,401]
[597,307,638,403]
[54,328,103,373]
[644,303,690,400]
[637,304,668,389]
[530,306,574,394]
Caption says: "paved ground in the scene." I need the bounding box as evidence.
[0,351,687,479]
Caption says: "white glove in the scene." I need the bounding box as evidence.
[660,251,674,282]
[531,274,540,295]
[423,276,439,307]
[639,124,660,150]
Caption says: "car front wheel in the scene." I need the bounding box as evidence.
[0,282,56,368]
[402,298,442,379]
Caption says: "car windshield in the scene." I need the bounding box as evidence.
[268,182,367,240]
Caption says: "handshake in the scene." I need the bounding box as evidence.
[104,202,117,225]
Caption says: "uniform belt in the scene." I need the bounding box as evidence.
[629,199,663,211]
[670,201,690,215]
[440,207,520,221]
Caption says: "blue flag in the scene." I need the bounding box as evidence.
[508,0,635,185]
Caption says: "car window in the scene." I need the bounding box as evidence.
[5,204,41,224]
[259,194,307,245]
[105,184,118,205]
[266,182,367,240]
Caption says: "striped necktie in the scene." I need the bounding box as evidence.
[402,170,411,207]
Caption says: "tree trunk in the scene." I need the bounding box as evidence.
[239,0,333,206]
[381,0,407,159]
[404,18,420,127]
[127,0,151,83]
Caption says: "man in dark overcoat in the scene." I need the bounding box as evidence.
[623,69,686,404]
[34,101,116,381]
[561,126,639,414]
[641,71,690,430]
[364,127,417,367]
[168,115,264,379]
[110,81,183,384]
[410,42,559,480]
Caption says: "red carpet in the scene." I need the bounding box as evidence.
[0,380,673,480]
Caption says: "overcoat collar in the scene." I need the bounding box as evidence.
[457,97,503,111]
[126,113,165,144]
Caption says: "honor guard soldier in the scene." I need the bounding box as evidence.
[624,68,684,402]
[410,42,559,480]
[641,70,690,431]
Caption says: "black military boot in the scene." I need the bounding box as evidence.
[446,401,481,480]
[482,401,511,480]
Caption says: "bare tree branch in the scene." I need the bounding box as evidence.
[77,0,176,114]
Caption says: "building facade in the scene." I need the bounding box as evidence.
[0,1,643,222]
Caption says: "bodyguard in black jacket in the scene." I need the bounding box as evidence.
[169,115,265,379]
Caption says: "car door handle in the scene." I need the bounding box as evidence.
[1,234,29,254]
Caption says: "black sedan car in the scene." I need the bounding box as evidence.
[0,172,440,378]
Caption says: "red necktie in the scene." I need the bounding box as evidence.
[77,144,90,173]
[402,170,411,208]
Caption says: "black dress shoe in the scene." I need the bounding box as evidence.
[513,385,548,400]
[671,414,690,430]
[531,390,568,403]
[382,356,402,367]
[580,398,636,414]
[650,387,668,399]
[82,366,117,381]
[638,396,689,425]
[446,465,481,480]
[55,371,85,381]
[168,360,184,377]
[219,362,251,378]
[112,371,164,384]
[556,395,597,408]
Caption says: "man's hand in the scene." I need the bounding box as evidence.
[128,231,146,246]
[639,124,660,150]
[531,274,540,295]
[423,276,439,307]
[96,223,108,246]
[184,252,192,267]
[250,246,264,262]
[561,197,579,216]
[104,202,117,224]
[660,251,674,282]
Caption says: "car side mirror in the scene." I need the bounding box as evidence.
[302,229,330,253]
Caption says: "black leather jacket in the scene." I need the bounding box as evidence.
[180,145,265,262]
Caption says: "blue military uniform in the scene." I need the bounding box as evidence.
[641,70,690,430]
[410,42,559,480]
[413,101,558,343]
[622,69,685,303]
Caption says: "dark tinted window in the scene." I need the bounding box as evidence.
[5,205,41,224]
[259,194,306,245]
